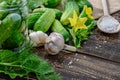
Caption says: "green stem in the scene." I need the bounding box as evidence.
[64,44,77,52]
[0,63,21,67]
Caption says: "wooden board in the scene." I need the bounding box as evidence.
[34,48,120,80]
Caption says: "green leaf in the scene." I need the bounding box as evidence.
[0,50,62,80]
[69,28,81,48]
[68,28,92,48]
[79,5,94,26]
[2,31,25,49]
[76,29,89,41]
[87,20,97,30]
[75,0,93,10]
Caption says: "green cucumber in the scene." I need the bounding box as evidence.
[34,9,55,32]
[60,0,79,25]
[52,19,70,42]
[0,1,8,20]
[2,31,25,49]
[0,13,21,45]
[33,8,62,20]
[26,12,43,29]
[44,0,61,8]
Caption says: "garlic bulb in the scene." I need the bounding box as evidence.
[45,32,65,55]
[29,31,48,47]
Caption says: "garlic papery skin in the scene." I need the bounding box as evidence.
[36,31,48,44]
[29,31,48,47]
[45,32,65,55]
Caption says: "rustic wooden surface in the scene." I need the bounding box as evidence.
[0,11,120,80]
[47,51,120,80]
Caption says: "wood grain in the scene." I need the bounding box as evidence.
[34,48,120,80]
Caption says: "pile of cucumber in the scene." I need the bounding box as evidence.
[26,0,93,42]
[0,0,93,49]
[0,0,28,49]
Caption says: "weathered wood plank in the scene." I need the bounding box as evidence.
[45,51,120,80]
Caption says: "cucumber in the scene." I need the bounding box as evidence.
[0,1,8,20]
[0,10,8,20]
[33,8,62,20]
[54,9,62,20]
[0,1,8,9]
[34,9,55,32]
[26,12,43,29]
[0,13,21,45]
[60,0,79,25]
[2,31,25,49]
[51,19,70,42]
[44,0,61,8]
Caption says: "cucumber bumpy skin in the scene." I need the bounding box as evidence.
[33,8,62,20]
[34,9,55,32]
[51,19,70,42]
[0,1,8,20]
[0,13,22,45]
[44,0,61,8]
[2,31,25,49]
[60,0,79,25]
[26,12,43,29]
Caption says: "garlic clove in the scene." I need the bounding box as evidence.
[29,31,48,47]
[45,42,60,55]
[36,31,48,43]
[48,32,64,49]
[29,40,37,47]
[45,32,65,55]
[29,32,40,44]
